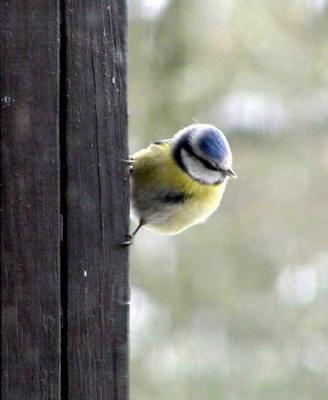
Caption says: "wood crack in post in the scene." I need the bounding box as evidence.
[59,0,68,397]
[90,44,106,255]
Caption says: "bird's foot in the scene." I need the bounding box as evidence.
[121,157,134,165]
[122,158,134,172]
[121,234,134,246]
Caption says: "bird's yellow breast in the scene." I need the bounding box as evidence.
[132,141,227,234]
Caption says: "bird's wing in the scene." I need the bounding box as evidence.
[152,139,173,146]
[156,189,186,204]
[130,139,172,159]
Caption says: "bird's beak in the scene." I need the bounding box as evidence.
[225,167,238,179]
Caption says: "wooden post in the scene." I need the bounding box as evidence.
[64,1,129,398]
[0,2,61,398]
[0,1,129,398]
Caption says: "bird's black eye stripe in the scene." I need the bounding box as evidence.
[184,141,218,171]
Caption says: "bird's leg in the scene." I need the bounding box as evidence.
[121,220,145,246]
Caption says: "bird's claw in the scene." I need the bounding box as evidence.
[122,158,134,173]
[121,234,134,246]
[121,158,134,165]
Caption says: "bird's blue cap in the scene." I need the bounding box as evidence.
[198,126,230,163]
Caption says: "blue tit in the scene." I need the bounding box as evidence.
[126,123,236,242]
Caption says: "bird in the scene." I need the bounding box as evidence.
[124,123,237,244]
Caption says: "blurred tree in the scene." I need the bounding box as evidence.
[129,1,328,399]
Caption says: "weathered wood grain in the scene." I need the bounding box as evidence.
[0,1,61,399]
[64,1,129,398]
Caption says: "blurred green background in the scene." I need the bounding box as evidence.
[128,1,328,399]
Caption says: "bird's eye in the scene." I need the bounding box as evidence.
[204,159,220,171]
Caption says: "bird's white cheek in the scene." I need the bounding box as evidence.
[181,149,222,185]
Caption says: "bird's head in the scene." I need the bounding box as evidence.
[173,124,237,185]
